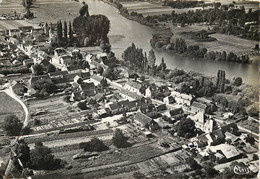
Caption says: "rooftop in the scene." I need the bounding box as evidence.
[135,111,153,126]
[125,80,142,90]
[191,101,207,110]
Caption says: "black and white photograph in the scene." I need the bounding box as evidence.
[0,0,259,178]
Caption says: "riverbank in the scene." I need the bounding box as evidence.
[109,0,259,64]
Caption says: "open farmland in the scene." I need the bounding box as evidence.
[121,1,210,17]
[0,0,24,15]
[27,0,84,24]
[0,92,24,124]
[121,1,173,17]
[0,20,37,32]
[170,23,259,56]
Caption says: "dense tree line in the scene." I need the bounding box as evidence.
[122,43,168,77]
[57,20,73,47]
[166,37,249,63]
[73,4,110,46]
[164,1,206,9]
[11,140,65,176]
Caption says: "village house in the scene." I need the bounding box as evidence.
[67,66,83,74]
[23,58,34,67]
[31,27,45,37]
[189,112,215,133]
[28,75,50,95]
[145,87,152,98]
[78,82,96,98]
[171,91,193,106]
[108,102,123,115]
[210,144,244,163]
[10,80,25,95]
[190,101,208,114]
[48,71,68,79]
[8,29,20,37]
[71,91,82,101]
[18,26,33,35]
[51,48,72,69]
[123,80,142,95]
[134,111,159,131]
[163,96,175,104]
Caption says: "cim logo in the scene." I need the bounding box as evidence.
[233,165,250,175]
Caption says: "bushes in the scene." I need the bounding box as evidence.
[77,101,87,110]
[3,115,22,136]
[232,77,243,86]
[112,128,129,148]
[79,137,108,152]
[30,141,66,170]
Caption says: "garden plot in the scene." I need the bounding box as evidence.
[0,92,24,124]
[27,95,88,132]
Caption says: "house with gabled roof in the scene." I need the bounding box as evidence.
[23,58,34,67]
[190,101,207,114]
[134,111,159,131]
[78,82,96,98]
[10,80,25,95]
[108,102,122,115]
[48,71,68,79]
[123,80,142,95]
[221,123,240,136]
[67,66,82,74]
[171,91,193,106]
[210,144,243,163]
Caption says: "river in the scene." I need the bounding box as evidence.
[87,0,258,85]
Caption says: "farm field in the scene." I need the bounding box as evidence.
[0,92,24,124]
[0,1,24,15]
[0,20,37,32]
[28,0,83,24]
[170,23,259,56]
[121,1,210,17]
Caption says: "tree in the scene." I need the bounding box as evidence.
[73,12,110,46]
[216,70,225,93]
[148,49,156,69]
[122,43,144,70]
[79,4,90,17]
[103,67,114,80]
[177,117,196,138]
[69,21,73,44]
[13,139,31,168]
[245,135,255,145]
[77,101,87,110]
[46,63,56,73]
[31,64,44,76]
[57,20,62,46]
[96,65,104,75]
[30,142,64,170]
[80,138,108,152]
[186,157,199,169]
[32,78,57,96]
[204,161,218,178]
[232,77,242,86]
[3,115,22,136]
[100,42,111,53]
[64,21,68,44]
[112,128,129,148]
[22,0,32,8]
